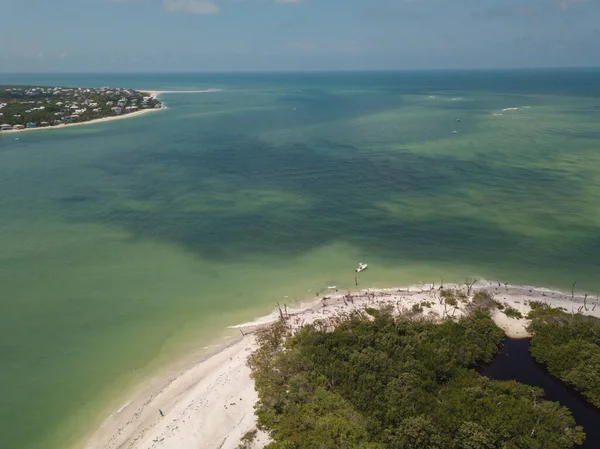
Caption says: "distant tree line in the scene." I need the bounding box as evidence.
[0,86,159,127]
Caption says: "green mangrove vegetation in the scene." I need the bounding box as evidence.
[249,307,586,448]
[528,303,600,409]
[0,85,161,129]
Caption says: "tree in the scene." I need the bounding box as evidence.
[464,277,478,296]
[249,309,584,449]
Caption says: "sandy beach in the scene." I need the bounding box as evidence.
[0,89,221,135]
[0,107,165,135]
[84,280,600,449]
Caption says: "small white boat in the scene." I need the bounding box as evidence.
[355,263,368,273]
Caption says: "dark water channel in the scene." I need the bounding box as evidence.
[479,338,600,448]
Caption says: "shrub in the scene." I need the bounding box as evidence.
[237,429,257,449]
[503,305,523,319]
[412,303,424,314]
[473,290,494,302]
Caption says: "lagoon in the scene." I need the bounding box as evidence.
[481,338,600,448]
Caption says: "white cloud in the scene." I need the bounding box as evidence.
[108,0,296,14]
[559,0,593,11]
[162,0,220,13]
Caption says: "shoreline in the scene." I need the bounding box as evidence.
[84,280,600,449]
[0,89,221,135]
[0,105,166,135]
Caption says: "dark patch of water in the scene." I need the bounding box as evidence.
[480,338,600,448]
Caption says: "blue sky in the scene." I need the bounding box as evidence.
[1,0,599,72]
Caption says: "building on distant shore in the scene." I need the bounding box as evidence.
[0,124,12,131]
[13,124,24,130]
[1,85,161,128]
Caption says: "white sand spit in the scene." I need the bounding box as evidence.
[85,281,600,449]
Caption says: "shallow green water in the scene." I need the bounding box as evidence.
[1,70,600,449]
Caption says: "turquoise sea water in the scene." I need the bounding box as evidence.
[1,70,600,449]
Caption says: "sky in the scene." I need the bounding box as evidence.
[0,0,599,72]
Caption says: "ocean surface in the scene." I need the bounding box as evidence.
[1,70,600,449]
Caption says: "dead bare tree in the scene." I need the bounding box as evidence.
[464,277,477,296]
[276,302,285,322]
[584,294,588,311]
[504,281,509,292]
[530,417,541,438]
[440,277,444,289]
[451,304,459,317]
[572,281,577,298]
[437,292,444,305]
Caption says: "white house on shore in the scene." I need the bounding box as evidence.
[0,124,12,131]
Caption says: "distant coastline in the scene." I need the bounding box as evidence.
[0,102,165,134]
[0,88,221,134]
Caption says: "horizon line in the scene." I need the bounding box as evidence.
[2,66,600,76]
